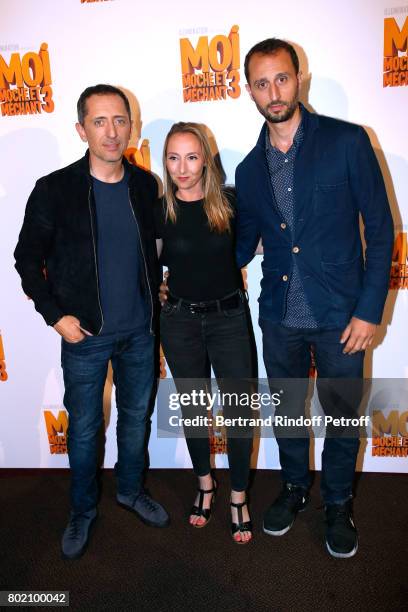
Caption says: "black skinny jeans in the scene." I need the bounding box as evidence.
[160,292,256,491]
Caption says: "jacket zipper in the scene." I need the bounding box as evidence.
[88,186,104,334]
[128,189,154,335]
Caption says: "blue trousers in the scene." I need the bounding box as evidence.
[260,320,364,504]
[61,329,154,513]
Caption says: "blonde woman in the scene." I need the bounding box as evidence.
[155,123,256,544]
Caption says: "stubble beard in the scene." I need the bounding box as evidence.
[256,88,300,124]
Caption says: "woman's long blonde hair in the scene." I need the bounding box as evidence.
[162,122,233,233]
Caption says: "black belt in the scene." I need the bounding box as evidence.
[167,291,242,314]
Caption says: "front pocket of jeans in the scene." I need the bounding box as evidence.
[62,335,88,346]
[222,302,245,317]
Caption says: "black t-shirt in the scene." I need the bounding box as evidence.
[154,190,242,301]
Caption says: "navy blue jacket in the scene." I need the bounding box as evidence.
[235,105,394,328]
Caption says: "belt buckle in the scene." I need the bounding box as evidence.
[189,302,201,314]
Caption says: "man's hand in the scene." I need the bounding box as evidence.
[159,271,169,305]
[54,315,91,343]
[340,317,377,354]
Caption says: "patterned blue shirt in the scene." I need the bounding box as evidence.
[265,120,318,328]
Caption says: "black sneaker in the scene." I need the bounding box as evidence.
[325,500,358,558]
[61,508,97,560]
[263,483,309,536]
[117,491,170,528]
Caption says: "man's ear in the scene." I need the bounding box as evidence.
[75,122,88,143]
[245,83,254,101]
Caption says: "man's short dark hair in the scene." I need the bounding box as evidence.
[77,84,131,125]
[244,38,300,83]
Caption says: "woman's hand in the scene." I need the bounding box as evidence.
[159,271,170,305]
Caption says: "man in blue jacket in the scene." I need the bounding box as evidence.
[235,39,393,558]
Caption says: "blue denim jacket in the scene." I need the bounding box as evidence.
[235,105,394,328]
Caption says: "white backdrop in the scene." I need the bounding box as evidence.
[1,0,407,472]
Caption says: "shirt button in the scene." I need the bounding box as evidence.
[280,222,287,230]
[292,246,300,254]
[288,187,292,192]
[284,159,289,163]
[282,275,288,281]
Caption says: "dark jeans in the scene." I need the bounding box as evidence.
[61,329,154,513]
[260,320,364,504]
[160,293,256,491]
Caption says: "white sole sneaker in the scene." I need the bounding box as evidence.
[326,539,358,558]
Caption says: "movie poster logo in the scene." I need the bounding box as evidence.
[389,231,408,289]
[0,42,54,117]
[372,409,408,457]
[44,410,68,454]
[383,15,408,86]
[209,410,227,454]
[0,331,7,381]
[180,25,240,103]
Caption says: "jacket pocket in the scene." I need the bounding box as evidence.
[321,256,363,308]
[314,181,349,215]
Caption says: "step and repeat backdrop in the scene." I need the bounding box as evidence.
[1,0,407,472]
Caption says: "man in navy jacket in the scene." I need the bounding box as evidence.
[235,39,393,558]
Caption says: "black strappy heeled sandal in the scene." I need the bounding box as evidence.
[230,498,253,544]
[190,479,217,528]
